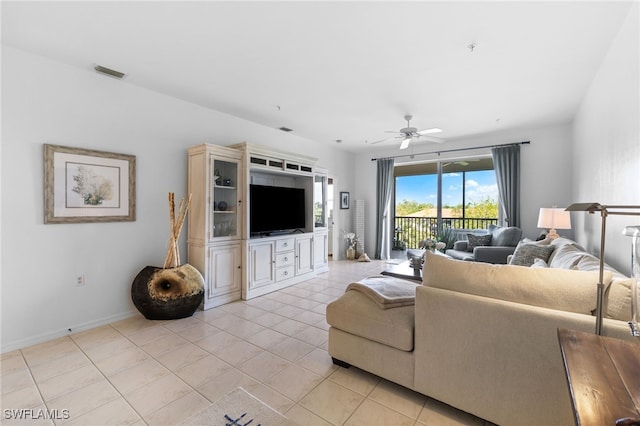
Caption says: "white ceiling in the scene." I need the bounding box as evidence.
[2,1,633,153]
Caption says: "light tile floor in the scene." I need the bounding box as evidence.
[1,258,492,425]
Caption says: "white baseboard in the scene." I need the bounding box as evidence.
[1,310,139,354]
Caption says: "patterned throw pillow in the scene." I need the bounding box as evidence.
[466,234,492,252]
[509,243,556,267]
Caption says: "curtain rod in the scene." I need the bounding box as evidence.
[370,140,530,162]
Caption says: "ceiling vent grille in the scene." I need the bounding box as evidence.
[94,65,126,79]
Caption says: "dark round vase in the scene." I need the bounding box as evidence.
[131,264,204,320]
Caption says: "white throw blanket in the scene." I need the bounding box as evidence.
[346,275,418,309]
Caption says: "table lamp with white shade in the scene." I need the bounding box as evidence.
[537,207,572,239]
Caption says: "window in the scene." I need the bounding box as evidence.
[394,157,499,249]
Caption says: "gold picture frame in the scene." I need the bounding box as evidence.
[43,144,136,223]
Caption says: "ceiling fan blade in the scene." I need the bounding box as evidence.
[417,127,443,135]
[419,135,446,143]
[399,138,411,150]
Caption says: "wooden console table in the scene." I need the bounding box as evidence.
[558,328,640,426]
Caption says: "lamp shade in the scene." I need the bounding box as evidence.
[537,208,571,230]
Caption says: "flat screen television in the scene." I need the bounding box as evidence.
[250,184,306,235]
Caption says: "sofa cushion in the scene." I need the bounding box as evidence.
[605,277,633,321]
[551,237,586,251]
[467,234,492,252]
[423,251,612,316]
[488,224,522,246]
[573,253,633,321]
[326,290,415,351]
[509,242,555,267]
[574,252,623,279]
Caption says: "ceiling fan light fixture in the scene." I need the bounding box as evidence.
[369,114,446,148]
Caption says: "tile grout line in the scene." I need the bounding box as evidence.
[115,320,222,423]
[16,347,53,424]
[66,324,151,425]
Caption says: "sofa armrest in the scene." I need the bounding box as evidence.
[452,240,468,251]
[445,249,475,261]
[473,245,516,264]
[413,285,632,426]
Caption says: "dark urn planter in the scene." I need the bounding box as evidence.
[131,264,204,320]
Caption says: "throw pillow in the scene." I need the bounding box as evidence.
[466,234,492,252]
[509,243,555,267]
[548,243,587,269]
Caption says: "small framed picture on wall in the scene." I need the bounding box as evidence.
[340,191,350,209]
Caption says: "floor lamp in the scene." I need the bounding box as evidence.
[565,203,640,335]
[624,225,640,337]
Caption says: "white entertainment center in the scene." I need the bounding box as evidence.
[187,142,329,309]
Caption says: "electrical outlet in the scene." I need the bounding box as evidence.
[76,274,85,286]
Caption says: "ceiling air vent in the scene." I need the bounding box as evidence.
[94,65,126,79]
[278,127,293,132]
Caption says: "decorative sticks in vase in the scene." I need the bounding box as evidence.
[163,192,192,269]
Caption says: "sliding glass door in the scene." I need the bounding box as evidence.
[394,157,499,249]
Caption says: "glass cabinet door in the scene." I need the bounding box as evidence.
[314,173,327,228]
[211,158,240,239]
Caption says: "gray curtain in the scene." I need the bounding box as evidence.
[491,145,520,227]
[375,158,395,259]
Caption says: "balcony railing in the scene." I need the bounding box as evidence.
[393,216,498,250]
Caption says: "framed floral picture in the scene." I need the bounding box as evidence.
[43,144,136,223]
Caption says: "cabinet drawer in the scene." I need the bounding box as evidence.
[275,252,294,267]
[275,238,295,253]
[275,266,294,281]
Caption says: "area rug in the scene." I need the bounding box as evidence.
[181,387,298,426]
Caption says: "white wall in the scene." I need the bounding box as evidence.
[571,2,640,275]
[1,47,355,352]
[355,123,574,257]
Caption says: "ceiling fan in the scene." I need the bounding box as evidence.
[370,114,444,149]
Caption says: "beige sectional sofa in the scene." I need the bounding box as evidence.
[327,238,635,426]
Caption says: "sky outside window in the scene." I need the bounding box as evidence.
[396,170,498,212]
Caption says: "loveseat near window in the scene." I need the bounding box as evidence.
[445,224,522,264]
